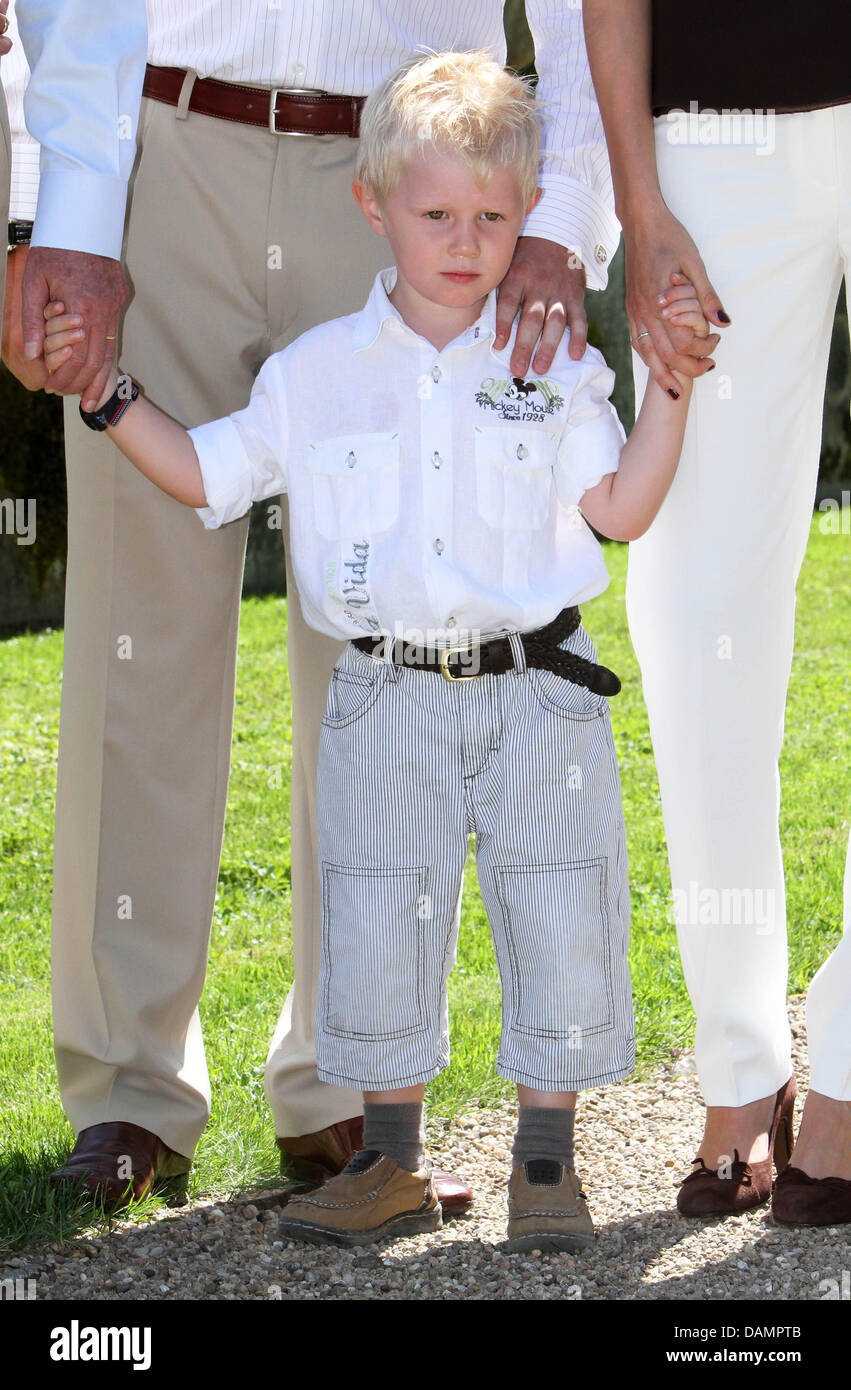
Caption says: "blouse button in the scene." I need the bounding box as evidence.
[346,451,356,469]
[433,538,445,556]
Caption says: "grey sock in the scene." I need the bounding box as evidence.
[512,1106,575,1170]
[362,1102,425,1173]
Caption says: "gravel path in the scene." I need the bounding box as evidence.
[4,997,848,1301]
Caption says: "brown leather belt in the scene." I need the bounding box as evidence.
[142,64,365,136]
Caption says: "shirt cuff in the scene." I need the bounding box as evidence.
[9,142,40,222]
[522,172,622,293]
[189,417,258,530]
[30,167,130,259]
[557,410,626,506]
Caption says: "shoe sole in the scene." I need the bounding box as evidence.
[504,1231,595,1254]
[279,1203,443,1249]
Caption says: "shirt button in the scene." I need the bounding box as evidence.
[346,451,356,469]
[516,443,529,460]
[433,538,445,556]
[447,616,457,629]
[431,365,442,383]
[432,451,442,469]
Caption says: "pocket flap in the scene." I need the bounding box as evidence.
[307,432,401,477]
[474,425,557,473]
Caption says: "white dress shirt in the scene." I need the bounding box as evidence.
[189,268,625,645]
[11,0,147,256]
[7,1,618,285]
[2,3,39,223]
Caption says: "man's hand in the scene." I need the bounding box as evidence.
[622,203,727,396]
[495,235,588,377]
[0,0,12,59]
[21,246,129,408]
[2,247,50,389]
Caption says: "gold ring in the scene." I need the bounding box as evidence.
[0,16,9,36]
[105,335,116,340]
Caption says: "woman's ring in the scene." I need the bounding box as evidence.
[0,15,9,34]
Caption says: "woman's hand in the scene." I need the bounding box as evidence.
[622,202,728,395]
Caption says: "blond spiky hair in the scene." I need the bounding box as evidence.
[355,50,540,204]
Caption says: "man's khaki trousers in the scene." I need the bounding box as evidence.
[54,91,388,1156]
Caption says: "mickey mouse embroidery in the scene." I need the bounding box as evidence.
[475,376,565,416]
[504,377,538,402]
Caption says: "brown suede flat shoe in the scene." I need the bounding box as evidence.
[278,1116,474,1215]
[51,1122,191,1205]
[772,1165,851,1226]
[677,1075,797,1217]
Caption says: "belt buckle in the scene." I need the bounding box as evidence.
[269,86,328,135]
[438,641,482,683]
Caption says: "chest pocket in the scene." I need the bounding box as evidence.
[306,432,400,541]
[474,425,556,531]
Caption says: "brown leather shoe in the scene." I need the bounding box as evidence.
[677,1075,797,1217]
[277,1117,474,1215]
[51,1122,191,1205]
[772,1166,851,1226]
[279,1150,442,1248]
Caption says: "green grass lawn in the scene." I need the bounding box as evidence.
[0,515,849,1254]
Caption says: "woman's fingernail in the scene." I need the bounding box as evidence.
[706,361,716,371]
[717,310,731,324]
[667,388,680,400]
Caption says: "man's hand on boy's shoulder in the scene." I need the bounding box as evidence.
[495,236,587,379]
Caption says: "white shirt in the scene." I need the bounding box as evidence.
[11,0,147,256]
[2,3,39,223]
[6,0,618,287]
[189,268,625,645]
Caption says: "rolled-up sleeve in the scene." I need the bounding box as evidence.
[555,347,626,506]
[189,356,289,530]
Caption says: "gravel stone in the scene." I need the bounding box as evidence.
[4,997,846,1301]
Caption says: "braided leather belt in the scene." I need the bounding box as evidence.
[142,65,365,136]
[352,607,621,695]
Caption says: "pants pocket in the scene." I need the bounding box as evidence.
[322,663,382,728]
[321,864,430,1040]
[496,859,615,1038]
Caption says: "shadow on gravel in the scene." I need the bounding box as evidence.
[3,1176,840,1302]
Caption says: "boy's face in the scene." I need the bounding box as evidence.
[354,151,541,327]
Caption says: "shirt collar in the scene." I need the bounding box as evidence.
[352,266,498,355]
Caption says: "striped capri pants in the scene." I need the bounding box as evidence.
[314,620,635,1092]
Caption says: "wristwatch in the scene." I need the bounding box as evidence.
[7,219,33,252]
[79,374,139,431]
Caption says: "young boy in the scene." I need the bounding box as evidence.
[44,52,704,1253]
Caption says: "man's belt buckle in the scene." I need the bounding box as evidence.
[438,641,482,683]
[269,87,328,135]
